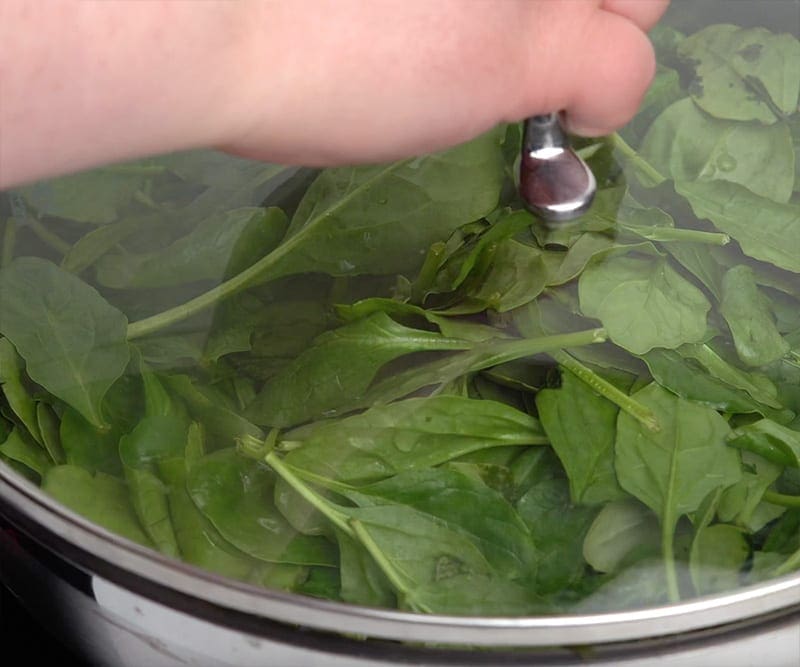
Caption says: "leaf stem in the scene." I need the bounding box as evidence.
[620,225,730,246]
[237,429,278,460]
[126,236,295,339]
[475,328,608,370]
[662,520,680,603]
[610,134,665,187]
[552,350,661,432]
[763,490,800,508]
[264,451,354,537]
[349,518,431,613]
[285,464,356,497]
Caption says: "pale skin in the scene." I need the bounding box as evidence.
[0,0,669,189]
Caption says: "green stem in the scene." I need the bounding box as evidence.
[763,490,800,508]
[552,350,661,432]
[26,218,72,256]
[127,237,295,339]
[611,133,665,187]
[773,545,800,578]
[662,519,680,603]
[620,224,730,246]
[475,328,607,370]
[286,464,356,497]
[1,218,16,267]
[349,519,430,613]
[365,328,607,407]
[133,190,163,210]
[129,160,413,339]
[237,429,278,460]
[264,451,354,537]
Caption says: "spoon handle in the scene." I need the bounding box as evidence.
[523,113,567,153]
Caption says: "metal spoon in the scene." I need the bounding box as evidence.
[519,113,597,223]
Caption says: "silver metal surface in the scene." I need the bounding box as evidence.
[2,459,800,652]
[520,113,597,222]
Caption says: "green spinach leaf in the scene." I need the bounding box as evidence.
[579,254,710,354]
[0,258,130,428]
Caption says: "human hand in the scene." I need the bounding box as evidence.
[222,0,670,166]
[0,0,669,187]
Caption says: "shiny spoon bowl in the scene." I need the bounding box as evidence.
[519,113,597,223]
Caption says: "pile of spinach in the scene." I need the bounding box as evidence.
[1,21,799,616]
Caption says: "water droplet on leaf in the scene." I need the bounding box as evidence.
[716,152,737,172]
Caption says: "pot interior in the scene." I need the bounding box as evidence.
[1,0,799,649]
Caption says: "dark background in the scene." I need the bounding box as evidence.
[1,584,91,666]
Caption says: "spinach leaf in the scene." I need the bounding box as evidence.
[186,448,336,566]
[720,265,790,366]
[276,130,505,280]
[689,524,749,596]
[124,131,506,338]
[641,98,795,202]
[677,24,800,123]
[282,395,546,484]
[0,258,130,428]
[727,418,800,468]
[95,207,288,289]
[205,295,331,364]
[542,233,618,287]
[342,468,538,579]
[678,180,800,273]
[361,328,606,409]
[36,402,65,465]
[614,383,741,600]
[164,375,264,443]
[245,312,473,427]
[335,529,394,607]
[41,465,154,547]
[574,559,670,613]
[582,500,660,574]
[718,451,784,532]
[61,213,164,274]
[461,239,548,312]
[0,428,52,477]
[642,347,789,419]
[422,210,536,299]
[516,476,598,595]
[118,416,187,556]
[157,438,308,589]
[578,254,711,354]
[59,407,124,475]
[678,342,785,410]
[19,168,148,224]
[536,368,625,505]
[267,452,537,615]
[0,337,42,444]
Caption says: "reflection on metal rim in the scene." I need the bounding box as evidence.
[2,461,799,648]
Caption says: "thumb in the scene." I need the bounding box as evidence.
[557,9,658,136]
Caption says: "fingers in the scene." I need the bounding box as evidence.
[601,0,671,31]
[559,9,658,136]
